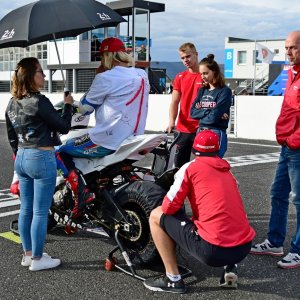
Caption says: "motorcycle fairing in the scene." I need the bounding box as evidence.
[73,134,167,175]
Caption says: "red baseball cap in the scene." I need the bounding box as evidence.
[99,37,126,53]
[192,130,219,156]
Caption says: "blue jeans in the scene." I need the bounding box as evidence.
[268,146,300,254]
[15,148,57,257]
[211,129,227,158]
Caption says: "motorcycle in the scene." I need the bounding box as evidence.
[47,102,179,271]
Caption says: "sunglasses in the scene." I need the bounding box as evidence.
[36,69,45,75]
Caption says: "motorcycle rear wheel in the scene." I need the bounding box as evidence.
[115,180,167,266]
[48,183,72,231]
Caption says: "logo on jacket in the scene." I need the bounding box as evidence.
[200,101,216,108]
[293,85,299,91]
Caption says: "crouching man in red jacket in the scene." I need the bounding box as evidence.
[143,130,255,294]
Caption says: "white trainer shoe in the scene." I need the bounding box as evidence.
[21,252,48,267]
[277,252,300,269]
[29,253,61,271]
[21,255,32,267]
[219,264,238,289]
[250,239,284,256]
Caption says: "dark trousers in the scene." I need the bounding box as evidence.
[174,132,196,168]
[160,211,252,267]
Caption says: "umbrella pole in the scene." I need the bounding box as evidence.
[52,33,68,92]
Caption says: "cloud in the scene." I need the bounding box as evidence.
[1,0,299,63]
[150,0,299,62]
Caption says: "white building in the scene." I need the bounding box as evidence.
[224,37,287,95]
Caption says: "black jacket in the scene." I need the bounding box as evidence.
[5,93,72,154]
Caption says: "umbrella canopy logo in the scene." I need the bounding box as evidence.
[97,13,111,21]
[1,29,15,41]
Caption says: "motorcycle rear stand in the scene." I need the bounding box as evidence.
[105,229,193,282]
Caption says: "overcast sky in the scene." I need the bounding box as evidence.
[2,0,300,63]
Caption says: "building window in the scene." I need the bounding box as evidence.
[254,50,261,64]
[90,28,105,61]
[81,31,88,40]
[238,51,246,65]
[0,42,47,71]
[63,37,77,41]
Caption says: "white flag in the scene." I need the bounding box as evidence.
[256,43,275,64]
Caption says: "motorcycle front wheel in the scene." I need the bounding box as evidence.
[115,180,167,266]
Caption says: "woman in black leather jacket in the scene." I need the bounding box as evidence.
[5,57,73,271]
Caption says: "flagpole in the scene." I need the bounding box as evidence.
[253,40,257,95]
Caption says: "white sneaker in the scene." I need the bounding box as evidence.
[21,252,48,267]
[21,255,32,267]
[250,239,284,256]
[219,264,238,289]
[29,253,61,271]
[277,252,300,269]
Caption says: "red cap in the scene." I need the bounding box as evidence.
[192,130,219,155]
[99,37,125,53]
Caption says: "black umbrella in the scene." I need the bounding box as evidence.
[0,0,126,87]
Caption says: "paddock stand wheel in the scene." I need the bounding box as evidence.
[64,224,77,235]
[70,226,77,234]
[104,229,145,280]
[104,257,118,271]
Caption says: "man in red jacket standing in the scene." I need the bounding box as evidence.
[251,30,300,269]
[143,130,255,294]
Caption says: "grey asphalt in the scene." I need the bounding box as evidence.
[0,122,299,300]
